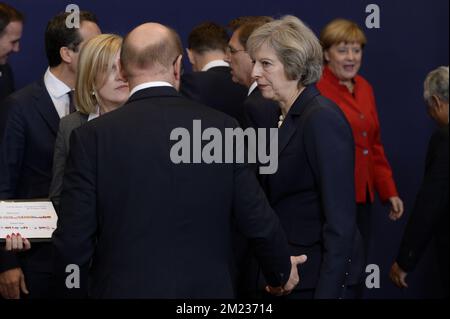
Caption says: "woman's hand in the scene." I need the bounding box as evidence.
[388,196,404,221]
[4,233,31,252]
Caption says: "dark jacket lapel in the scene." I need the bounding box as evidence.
[33,79,60,135]
[277,85,320,156]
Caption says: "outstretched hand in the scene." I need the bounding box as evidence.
[388,196,404,221]
[265,254,307,296]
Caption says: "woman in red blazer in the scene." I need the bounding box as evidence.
[317,19,404,254]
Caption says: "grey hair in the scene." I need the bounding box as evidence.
[424,66,449,104]
[247,15,323,86]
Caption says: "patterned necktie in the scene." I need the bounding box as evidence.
[68,90,76,114]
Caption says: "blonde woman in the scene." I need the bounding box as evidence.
[49,34,128,212]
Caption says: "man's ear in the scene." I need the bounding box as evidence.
[186,48,195,66]
[431,95,441,109]
[323,50,330,63]
[174,54,183,81]
[60,46,73,64]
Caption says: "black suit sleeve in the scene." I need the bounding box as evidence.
[303,105,357,298]
[180,74,201,102]
[52,126,98,297]
[0,96,25,199]
[227,117,291,287]
[0,97,25,273]
[397,127,449,272]
[49,120,70,213]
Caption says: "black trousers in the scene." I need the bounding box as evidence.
[356,201,372,262]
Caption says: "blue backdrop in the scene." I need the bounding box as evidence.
[5,0,449,298]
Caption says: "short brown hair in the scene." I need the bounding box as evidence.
[228,16,272,32]
[237,18,273,50]
[320,18,367,51]
[188,22,229,53]
[121,26,182,75]
[75,34,123,115]
[0,2,24,35]
[45,11,98,67]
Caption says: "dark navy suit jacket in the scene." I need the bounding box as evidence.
[180,66,248,126]
[0,79,58,295]
[251,85,364,298]
[397,125,448,285]
[52,86,291,298]
[0,63,15,101]
[243,87,279,130]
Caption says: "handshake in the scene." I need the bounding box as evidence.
[3,233,31,252]
[266,255,307,296]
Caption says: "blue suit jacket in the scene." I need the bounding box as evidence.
[243,87,279,130]
[180,66,248,126]
[256,85,364,298]
[0,79,58,279]
[0,63,15,102]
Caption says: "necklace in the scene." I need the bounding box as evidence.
[278,87,306,128]
[278,114,285,128]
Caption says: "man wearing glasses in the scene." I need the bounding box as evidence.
[225,16,279,130]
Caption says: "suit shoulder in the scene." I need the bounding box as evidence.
[430,125,449,148]
[305,96,352,131]
[314,95,348,119]
[4,81,43,107]
[59,112,88,129]
[178,94,239,124]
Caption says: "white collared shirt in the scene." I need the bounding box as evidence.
[88,105,100,122]
[129,81,173,97]
[43,68,72,119]
[201,60,230,72]
[248,81,258,96]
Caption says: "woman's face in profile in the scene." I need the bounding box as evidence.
[251,43,296,103]
[325,42,362,83]
[96,52,129,109]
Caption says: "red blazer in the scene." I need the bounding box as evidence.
[317,66,398,203]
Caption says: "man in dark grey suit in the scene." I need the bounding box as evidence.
[180,22,247,125]
[0,11,100,299]
[52,22,305,298]
[0,2,23,101]
[390,66,449,297]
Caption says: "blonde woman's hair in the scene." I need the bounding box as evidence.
[320,18,367,51]
[75,34,123,115]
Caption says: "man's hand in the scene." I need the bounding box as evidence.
[265,255,307,296]
[389,262,408,288]
[0,267,29,299]
[388,196,404,221]
[4,233,31,252]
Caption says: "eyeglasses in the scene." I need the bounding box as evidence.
[227,45,246,55]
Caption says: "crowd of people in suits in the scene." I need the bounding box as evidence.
[0,2,448,299]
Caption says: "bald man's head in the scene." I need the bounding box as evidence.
[121,23,182,77]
